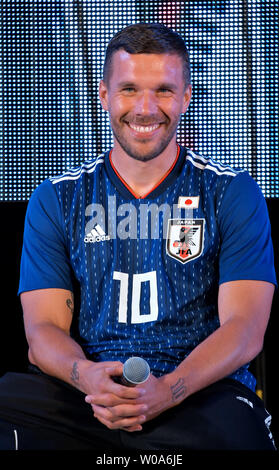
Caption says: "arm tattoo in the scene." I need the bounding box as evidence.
[70,361,79,385]
[66,293,74,315]
[170,378,187,402]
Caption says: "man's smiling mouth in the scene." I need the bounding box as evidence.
[127,123,161,133]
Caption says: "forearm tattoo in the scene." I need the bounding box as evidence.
[70,361,79,385]
[171,378,187,402]
[66,293,74,315]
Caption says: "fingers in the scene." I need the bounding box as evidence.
[105,364,123,378]
[102,364,146,399]
[94,402,147,420]
[86,383,145,406]
[83,361,149,432]
[92,403,147,432]
[85,385,145,405]
[95,413,144,432]
[96,414,144,432]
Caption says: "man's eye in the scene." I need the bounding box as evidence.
[123,87,135,93]
[158,88,171,94]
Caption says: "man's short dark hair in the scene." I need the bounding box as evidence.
[103,23,191,89]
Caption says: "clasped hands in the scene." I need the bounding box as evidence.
[83,361,172,432]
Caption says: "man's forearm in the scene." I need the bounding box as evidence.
[27,322,92,393]
[165,315,262,404]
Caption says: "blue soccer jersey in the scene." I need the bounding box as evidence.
[18,145,277,391]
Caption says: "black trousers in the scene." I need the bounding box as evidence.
[0,368,276,451]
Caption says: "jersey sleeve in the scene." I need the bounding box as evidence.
[18,179,75,295]
[217,171,277,287]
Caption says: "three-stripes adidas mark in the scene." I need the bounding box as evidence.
[84,224,110,243]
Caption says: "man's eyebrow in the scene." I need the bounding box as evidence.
[157,82,178,91]
[116,81,178,90]
[117,81,137,89]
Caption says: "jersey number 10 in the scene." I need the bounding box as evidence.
[113,271,159,324]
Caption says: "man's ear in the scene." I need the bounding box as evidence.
[182,84,192,114]
[99,80,109,111]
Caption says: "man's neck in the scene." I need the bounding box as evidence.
[110,141,179,198]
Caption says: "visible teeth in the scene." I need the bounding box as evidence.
[129,123,160,133]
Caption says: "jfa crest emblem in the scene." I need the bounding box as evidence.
[166,219,205,264]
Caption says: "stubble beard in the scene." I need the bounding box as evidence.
[110,117,180,163]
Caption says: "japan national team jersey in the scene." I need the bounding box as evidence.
[18,145,277,391]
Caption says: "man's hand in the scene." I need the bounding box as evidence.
[85,371,183,432]
[80,360,148,432]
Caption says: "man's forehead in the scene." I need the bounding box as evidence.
[109,49,184,82]
[111,49,183,66]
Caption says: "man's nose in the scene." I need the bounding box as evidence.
[134,90,157,115]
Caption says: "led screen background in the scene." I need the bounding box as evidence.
[1,0,278,201]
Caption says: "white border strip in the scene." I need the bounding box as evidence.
[13,429,18,450]
[187,153,238,177]
[50,157,104,184]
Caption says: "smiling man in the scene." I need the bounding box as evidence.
[99,50,191,198]
[100,50,191,160]
[0,23,277,451]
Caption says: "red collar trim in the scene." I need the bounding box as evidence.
[108,145,180,199]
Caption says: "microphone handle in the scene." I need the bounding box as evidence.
[112,375,137,387]
[120,375,137,387]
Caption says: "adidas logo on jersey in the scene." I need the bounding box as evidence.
[84,224,110,243]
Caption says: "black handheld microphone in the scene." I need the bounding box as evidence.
[120,357,150,387]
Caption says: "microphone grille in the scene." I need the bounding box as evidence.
[123,357,150,385]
